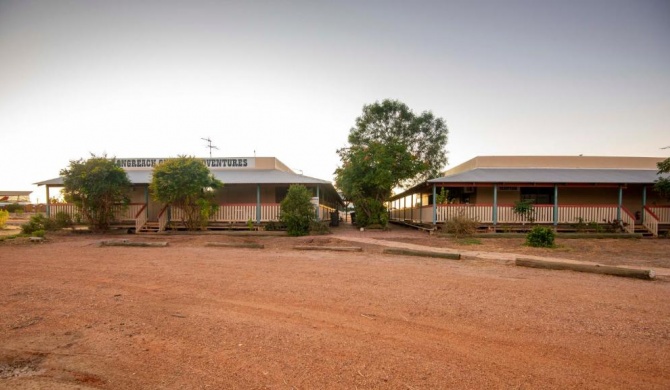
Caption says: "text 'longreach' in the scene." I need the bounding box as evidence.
[115,158,254,169]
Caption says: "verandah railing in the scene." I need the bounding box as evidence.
[391,203,638,233]
[49,203,145,224]
[643,206,660,237]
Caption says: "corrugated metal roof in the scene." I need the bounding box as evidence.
[427,168,666,184]
[35,170,332,186]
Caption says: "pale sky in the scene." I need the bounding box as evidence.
[1,0,668,203]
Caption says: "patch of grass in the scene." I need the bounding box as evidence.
[0,233,28,241]
[456,237,482,245]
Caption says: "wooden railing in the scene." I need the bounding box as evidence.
[643,207,660,237]
[318,205,335,221]
[134,204,147,232]
[647,206,670,223]
[620,207,636,234]
[49,203,146,224]
[49,203,83,221]
[158,205,169,232]
[391,204,638,232]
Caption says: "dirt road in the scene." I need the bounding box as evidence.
[1,228,669,389]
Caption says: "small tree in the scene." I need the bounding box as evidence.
[513,200,535,225]
[60,155,131,231]
[280,184,315,236]
[654,157,670,200]
[150,156,223,230]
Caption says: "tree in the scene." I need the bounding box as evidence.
[60,155,132,231]
[654,157,670,200]
[150,156,223,230]
[335,99,449,227]
[279,184,315,236]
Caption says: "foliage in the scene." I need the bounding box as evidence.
[351,197,388,227]
[279,184,315,236]
[0,210,8,229]
[526,226,555,248]
[3,203,25,213]
[60,155,132,231]
[309,221,331,235]
[150,156,223,231]
[21,214,57,235]
[603,219,627,233]
[31,230,46,238]
[512,200,535,224]
[654,157,670,200]
[53,212,74,229]
[442,214,479,237]
[335,99,448,227]
[264,220,286,231]
[435,188,450,204]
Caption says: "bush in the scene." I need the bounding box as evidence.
[526,226,555,248]
[443,214,479,237]
[53,212,74,229]
[0,210,8,229]
[309,221,331,235]
[280,185,316,236]
[21,214,57,235]
[32,230,46,238]
[264,221,286,231]
[4,203,25,213]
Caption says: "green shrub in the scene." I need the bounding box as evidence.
[280,185,316,236]
[21,214,57,235]
[526,226,555,248]
[4,203,25,213]
[0,210,8,229]
[32,230,46,238]
[264,221,286,231]
[309,221,331,235]
[54,212,74,229]
[443,214,479,237]
[513,200,535,223]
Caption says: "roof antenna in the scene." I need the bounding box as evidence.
[201,137,219,158]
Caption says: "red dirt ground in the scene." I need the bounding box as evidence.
[1,224,669,389]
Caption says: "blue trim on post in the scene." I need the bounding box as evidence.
[256,184,261,224]
[617,185,622,221]
[46,186,51,217]
[642,186,647,223]
[492,184,498,225]
[553,185,558,226]
[432,185,437,224]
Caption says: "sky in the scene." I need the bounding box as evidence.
[1,0,669,203]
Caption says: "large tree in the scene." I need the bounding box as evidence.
[335,99,448,226]
[150,156,223,230]
[60,155,132,231]
[654,157,670,200]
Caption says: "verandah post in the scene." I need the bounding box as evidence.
[432,184,437,225]
[410,194,414,222]
[553,185,558,227]
[492,184,498,226]
[256,184,261,223]
[316,185,320,221]
[144,186,149,219]
[46,185,51,217]
[617,185,623,221]
[642,186,647,223]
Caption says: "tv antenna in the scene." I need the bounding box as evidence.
[201,137,219,158]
